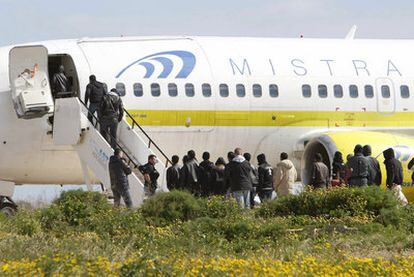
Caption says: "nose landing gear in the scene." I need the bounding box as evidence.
[0,196,17,217]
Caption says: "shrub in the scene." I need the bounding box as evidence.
[141,190,201,226]
[11,210,41,236]
[198,196,242,219]
[376,205,414,231]
[257,187,399,218]
[41,190,111,227]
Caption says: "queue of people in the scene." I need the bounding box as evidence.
[108,140,410,208]
[164,148,298,209]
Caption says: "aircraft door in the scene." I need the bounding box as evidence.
[376,78,395,113]
[9,46,54,119]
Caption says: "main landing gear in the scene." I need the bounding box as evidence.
[0,196,17,217]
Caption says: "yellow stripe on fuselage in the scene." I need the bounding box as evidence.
[127,110,414,127]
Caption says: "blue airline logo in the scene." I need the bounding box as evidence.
[116,50,196,79]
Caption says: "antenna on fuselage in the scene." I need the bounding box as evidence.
[345,25,357,40]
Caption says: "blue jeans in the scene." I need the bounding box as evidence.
[232,190,251,209]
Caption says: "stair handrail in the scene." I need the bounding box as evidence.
[78,99,139,169]
[123,108,172,168]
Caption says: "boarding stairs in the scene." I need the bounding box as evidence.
[52,97,171,207]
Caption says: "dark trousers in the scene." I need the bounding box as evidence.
[112,187,132,208]
[258,189,274,202]
[87,102,100,125]
[100,118,118,148]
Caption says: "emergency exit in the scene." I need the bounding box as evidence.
[9,46,54,119]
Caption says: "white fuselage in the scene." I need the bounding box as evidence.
[1,36,414,185]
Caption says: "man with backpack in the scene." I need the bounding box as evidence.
[346,144,370,187]
[100,88,124,148]
[84,75,105,124]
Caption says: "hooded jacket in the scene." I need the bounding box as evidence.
[346,153,370,186]
[363,145,382,186]
[273,159,297,196]
[383,148,403,188]
[258,162,274,190]
[226,155,252,191]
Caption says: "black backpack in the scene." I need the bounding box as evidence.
[101,94,119,118]
[89,82,105,103]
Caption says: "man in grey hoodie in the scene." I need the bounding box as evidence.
[226,148,253,208]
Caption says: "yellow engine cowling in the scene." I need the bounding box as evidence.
[301,131,414,202]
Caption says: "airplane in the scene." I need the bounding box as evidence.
[1,32,414,214]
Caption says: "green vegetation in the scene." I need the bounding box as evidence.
[1,188,414,275]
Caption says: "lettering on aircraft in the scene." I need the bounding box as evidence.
[116,51,196,79]
[229,58,403,77]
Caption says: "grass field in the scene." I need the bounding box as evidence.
[1,187,414,276]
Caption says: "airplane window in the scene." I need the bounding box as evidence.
[202,83,211,97]
[185,83,195,97]
[168,83,178,97]
[115,83,126,96]
[151,83,161,97]
[302,85,311,98]
[364,85,374,98]
[318,85,328,98]
[269,84,279,98]
[133,83,143,97]
[401,85,410,98]
[333,85,343,98]
[381,85,390,98]
[236,84,246,97]
[349,85,358,98]
[219,84,229,97]
[253,84,262,98]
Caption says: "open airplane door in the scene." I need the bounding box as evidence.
[9,46,54,119]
